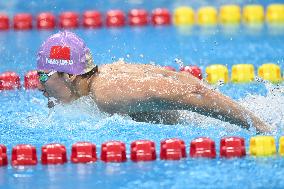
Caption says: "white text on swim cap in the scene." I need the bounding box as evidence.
[46,58,74,65]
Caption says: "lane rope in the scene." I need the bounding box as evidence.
[1,136,283,166]
[0,4,283,30]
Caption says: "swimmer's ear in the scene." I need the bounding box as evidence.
[63,73,76,82]
[68,75,77,82]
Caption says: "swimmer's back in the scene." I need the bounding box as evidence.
[90,61,201,114]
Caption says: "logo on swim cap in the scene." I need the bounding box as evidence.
[37,31,96,75]
[46,46,74,66]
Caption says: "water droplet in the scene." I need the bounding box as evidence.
[174,58,184,68]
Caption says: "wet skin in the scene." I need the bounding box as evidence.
[38,61,272,133]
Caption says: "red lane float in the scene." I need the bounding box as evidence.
[71,142,97,163]
[83,10,103,28]
[0,136,279,166]
[0,145,8,166]
[180,65,203,80]
[11,144,37,166]
[41,143,67,164]
[0,71,21,90]
[37,12,56,29]
[152,8,171,25]
[0,14,9,30]
[220,137,246,158]
[160,138,186,160]
[128,9,148,26]
[190,137,216,158]
[59,11,79,29]
[101,141,127,162]
[24,70,39,89]
[131,140,156,161]
[13,13,32,30]
[106,10,125,27]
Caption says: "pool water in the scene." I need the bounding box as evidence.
[1,0,284,189]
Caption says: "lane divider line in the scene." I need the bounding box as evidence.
[0,4,283,30]
[1,136,283,166]
[0,63,282,91]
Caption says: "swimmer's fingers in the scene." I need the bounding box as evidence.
[254,121,275,134]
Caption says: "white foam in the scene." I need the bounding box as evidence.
[177,82,284,134]
[239,82,284,133]
[24,82,284,136]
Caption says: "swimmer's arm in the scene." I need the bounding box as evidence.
[132,69,271,133]
[149,69,272,133]
[165,83,271,133]
[90,65,271,133]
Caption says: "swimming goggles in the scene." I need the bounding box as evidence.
[37,71,57,83]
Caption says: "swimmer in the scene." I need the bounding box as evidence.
[37,31,271,133]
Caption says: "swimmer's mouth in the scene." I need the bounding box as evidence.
[40,88,58,108]
[43,91,49,97]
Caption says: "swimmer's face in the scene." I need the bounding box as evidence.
[37,71,78,107]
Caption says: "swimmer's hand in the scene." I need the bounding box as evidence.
[253,119,275,134]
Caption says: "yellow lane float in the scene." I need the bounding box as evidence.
[219,4,241,24]
[197,6,218,25]
[250,136,276,156]
[206,64,229,84]
[258,63,282,83]
[279,137,284,156]
[243,5,264,23]
[266,4,284,23]
[231,64,255,83]
[173,6,195,26]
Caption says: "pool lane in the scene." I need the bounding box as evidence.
[0,7,284,189]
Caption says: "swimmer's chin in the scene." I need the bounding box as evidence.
[47,100,70,108]
[47,100,57,108]
[47,97,60,108]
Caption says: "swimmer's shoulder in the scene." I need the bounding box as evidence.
[98,61,156,73]
[90,61,157,89]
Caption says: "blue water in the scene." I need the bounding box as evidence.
[1,0,284,189]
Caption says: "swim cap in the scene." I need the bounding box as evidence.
[37,31,96,75]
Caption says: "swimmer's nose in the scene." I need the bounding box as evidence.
[37,82,44,91]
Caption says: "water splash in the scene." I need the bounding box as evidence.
[239,82,284,135]
[174,58,184,69]
[1,80,284,148]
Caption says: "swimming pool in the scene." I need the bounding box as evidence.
[1,0,284,188]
